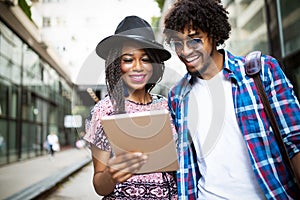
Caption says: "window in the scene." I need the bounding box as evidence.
[225,0,268,55]
[280,0,300,55]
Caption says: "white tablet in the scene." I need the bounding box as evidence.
[100,109,178,174]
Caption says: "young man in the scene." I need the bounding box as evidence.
[163,0,300,199]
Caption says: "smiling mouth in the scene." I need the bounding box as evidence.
[130,75,146,82]
[185,55,200,63]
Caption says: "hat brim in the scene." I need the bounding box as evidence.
[96,35,171,62]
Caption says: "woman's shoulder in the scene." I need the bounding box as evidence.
[90,95,114,117]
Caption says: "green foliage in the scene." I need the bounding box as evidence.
[151,0,166,31]
[155,0,165,11]
[18,0,32,20]
[151,16,160,33]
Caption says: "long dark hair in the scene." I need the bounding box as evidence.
[105,47,165,114]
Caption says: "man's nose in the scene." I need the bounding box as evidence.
[181,42,193,56]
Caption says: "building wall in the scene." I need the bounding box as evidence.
[274,0,300,99]
[225,0,300,99]
[0,2,75,165]
[161,0,300,99]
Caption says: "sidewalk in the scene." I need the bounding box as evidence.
[0,147,92,200]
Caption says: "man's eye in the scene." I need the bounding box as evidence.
[191,38,202,45]
[174,41,182,46]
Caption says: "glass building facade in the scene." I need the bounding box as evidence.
[1,0,299,166]
[224,0,300,99]
[0,12,74,165]
[161,0,300,99]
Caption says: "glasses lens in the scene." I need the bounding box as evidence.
[169,38,203,52]
[187,38,203,49]
[170,40,183,52]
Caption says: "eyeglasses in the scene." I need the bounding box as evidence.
[169,38,203,53]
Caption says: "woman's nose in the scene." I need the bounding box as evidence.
[132,60,143,71]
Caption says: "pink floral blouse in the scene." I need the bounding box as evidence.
[84,94,178,200]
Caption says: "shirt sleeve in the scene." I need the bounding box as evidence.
[84,100,113,152]
[263,55,300,157]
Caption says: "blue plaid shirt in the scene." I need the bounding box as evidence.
[168,50,300,199]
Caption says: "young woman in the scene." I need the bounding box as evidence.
[84,16,177,199]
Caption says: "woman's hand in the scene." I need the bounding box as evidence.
[91,145,148,196]
[107,152,148,183]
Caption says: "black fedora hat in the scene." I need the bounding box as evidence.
[96,15,171,62]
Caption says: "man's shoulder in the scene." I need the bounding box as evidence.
[224,50,244,66]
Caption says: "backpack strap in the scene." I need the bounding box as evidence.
[245,51,300,192]
[245,51,262,76]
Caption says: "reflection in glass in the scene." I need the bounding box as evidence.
[280,0,300,55]
[226,0,268,55]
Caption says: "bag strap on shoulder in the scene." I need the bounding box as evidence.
[245,51,300,192]
[245,51,262,76]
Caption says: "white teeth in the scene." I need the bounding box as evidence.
[186,55,198,62]
[131,75,144,81]
[133,75,143,78]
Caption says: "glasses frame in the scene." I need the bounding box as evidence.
[169,38,203,53]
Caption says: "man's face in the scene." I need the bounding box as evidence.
[169,28,215,77]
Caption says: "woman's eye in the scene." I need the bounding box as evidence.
[122,58,133,63]
[142,57,150,62]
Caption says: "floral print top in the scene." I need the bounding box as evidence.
[84,94,178,200]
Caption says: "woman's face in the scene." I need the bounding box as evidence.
[120,42,153,93]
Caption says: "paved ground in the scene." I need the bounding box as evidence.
[0,147,92,200]
[42,162,101,200]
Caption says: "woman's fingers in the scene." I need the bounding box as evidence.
[111,159,145,179]
[107,152,148,182]
[115,173,133,183]
[108,152,147,170]
[109,152,145,164]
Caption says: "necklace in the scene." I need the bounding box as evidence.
[126,93,152,105]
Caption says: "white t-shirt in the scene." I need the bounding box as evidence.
[188,72,265,199]
[47,134,58,145]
